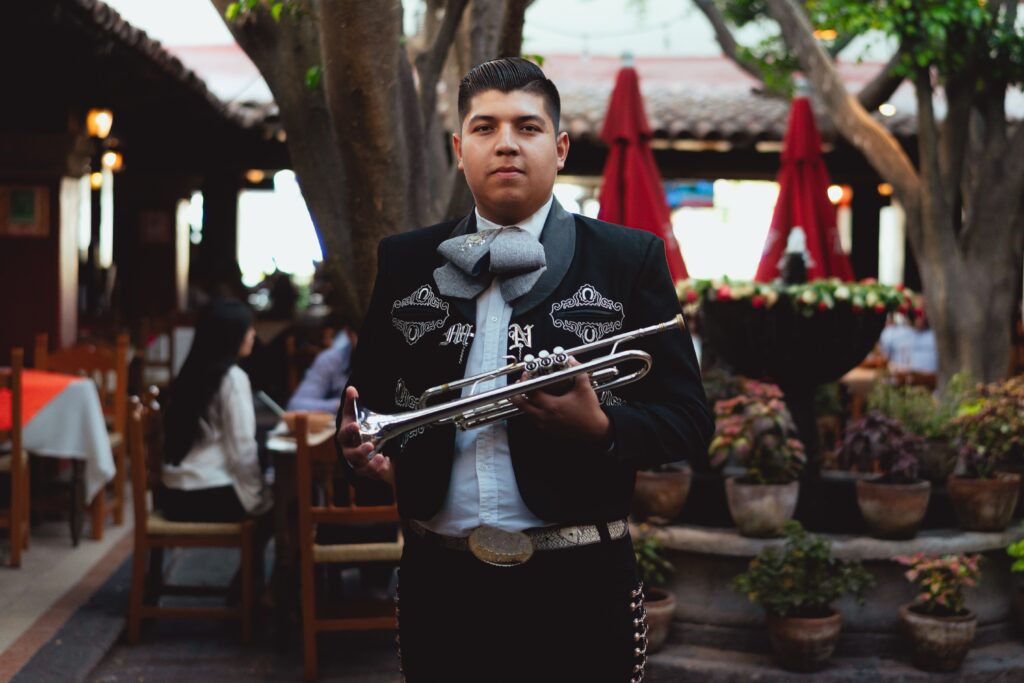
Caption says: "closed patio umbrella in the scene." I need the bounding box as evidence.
[597,63,688,280]
[754,97,853,282]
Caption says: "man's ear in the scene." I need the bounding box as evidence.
[453,133,464,171]
[555,131,570,171]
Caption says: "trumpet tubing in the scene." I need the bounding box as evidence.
[355,314,686,456]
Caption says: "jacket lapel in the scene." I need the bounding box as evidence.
[512,198,576,318]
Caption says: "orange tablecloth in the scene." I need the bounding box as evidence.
[0,370,78,430]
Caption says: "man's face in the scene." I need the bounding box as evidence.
[453,89,569,225]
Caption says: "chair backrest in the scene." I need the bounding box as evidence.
[1,349,24,458]
[128,388,163,530]
[294,414,399,534]
[39,333,128,434]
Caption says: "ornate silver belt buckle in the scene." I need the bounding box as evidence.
[467,526,534,567]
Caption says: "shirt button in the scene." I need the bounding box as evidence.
[490,316,498,322]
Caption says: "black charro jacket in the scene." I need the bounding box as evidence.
[343,199,714,525]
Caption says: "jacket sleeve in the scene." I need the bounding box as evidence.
[336,238,396,454]
[602,237,714,471]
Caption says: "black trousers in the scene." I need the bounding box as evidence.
[396,526,648,683]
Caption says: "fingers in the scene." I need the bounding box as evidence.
[355,453,390,478]
[341,386,359,421]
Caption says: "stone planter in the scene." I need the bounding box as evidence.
[643,586,676,653]
[855,478,931,539]
[632,465,692,524]
[766,610,841,672]
[900,603,976,672]
[947,473,1020,531]
[725,478,799,538]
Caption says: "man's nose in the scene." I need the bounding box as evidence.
[495,124,519,153]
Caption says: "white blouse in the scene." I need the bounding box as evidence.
[162,365,272,515]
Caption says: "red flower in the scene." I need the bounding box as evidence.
[852,304,863,312]
[817,301,829,311]
[898,303,909,314]
[861,277,878,284]
[751,295,765,308]
[874,304,886,313]
[717,285,732,300]
[895,283,906,291]
[685,289,699,303]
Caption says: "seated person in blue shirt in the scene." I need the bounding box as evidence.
[287,315,356,414]
[879,309,937,374]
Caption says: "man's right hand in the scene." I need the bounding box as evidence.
[338,386,392,481]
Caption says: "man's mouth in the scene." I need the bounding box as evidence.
[492,166,524,175]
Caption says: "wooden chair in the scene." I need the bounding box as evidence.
[294,413,402,681]
[0,349,30,567]
[126,392,254,643]
[35,332,128,540]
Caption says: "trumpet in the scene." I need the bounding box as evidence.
[353,314,686,457]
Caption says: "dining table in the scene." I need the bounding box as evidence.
[0,369,115,543]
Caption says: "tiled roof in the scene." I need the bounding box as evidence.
[545,55,918,145]
[67,0,266,129]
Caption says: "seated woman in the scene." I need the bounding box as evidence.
[161,299,272,523]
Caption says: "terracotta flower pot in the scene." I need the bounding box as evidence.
[632,466,692,524]
[947,472,1020,531]
[643,587,676,653]
[855,478,931,539]
[766,610,841,672]
[900,603,976,672]
[725,478,799,538]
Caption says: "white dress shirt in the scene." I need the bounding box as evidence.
[162,365,273,515]
[422,196,554,536]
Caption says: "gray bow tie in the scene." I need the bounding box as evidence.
[433,226,547,302]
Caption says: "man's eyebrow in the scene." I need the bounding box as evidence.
[466,114,546,126]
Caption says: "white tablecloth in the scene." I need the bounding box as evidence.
[23,377,115,500]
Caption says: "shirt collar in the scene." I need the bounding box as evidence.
[474,195,554,240]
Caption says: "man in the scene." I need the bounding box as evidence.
[337,58,713,683]
[287,317,355,413]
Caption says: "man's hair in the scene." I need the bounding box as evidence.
[457,58,560,131]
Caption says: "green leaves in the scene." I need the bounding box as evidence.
[732,521,875,618]
[633,526,676,588]
[305,65,322,91]
[522,54,546,67]
[224,0,302,25]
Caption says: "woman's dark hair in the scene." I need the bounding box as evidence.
[457,57,560,131]
[164,299,253,465]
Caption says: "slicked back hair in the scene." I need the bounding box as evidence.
[457,58,561,133]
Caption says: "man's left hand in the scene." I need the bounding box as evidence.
[509,358,612,447]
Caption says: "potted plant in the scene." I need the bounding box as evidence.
[946,379,1023,531]
[896,552,981,672]
[631,462,692,525]
[867,375,970,483]
[632,524,676,653]
[837,412,930,539]
[710,380,806,537]
[732,521,875,672]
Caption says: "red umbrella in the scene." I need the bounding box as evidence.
[598,66,688,280]
[754,97,854,282]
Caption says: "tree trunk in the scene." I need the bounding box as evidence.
[917,211,1018,386]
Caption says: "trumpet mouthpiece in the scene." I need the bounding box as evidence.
[674,313,686,331]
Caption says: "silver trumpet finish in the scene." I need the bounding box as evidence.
[353,314,686,457]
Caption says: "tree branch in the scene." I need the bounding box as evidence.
[855,50,904,112]
[763,0,921,220]
[497,0,530,58]
[939,73,973,210]
[691,0,765,83]
[414,0,470,126]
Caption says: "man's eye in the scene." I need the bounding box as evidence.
[474,125,492,133]
[522,125,540,132]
